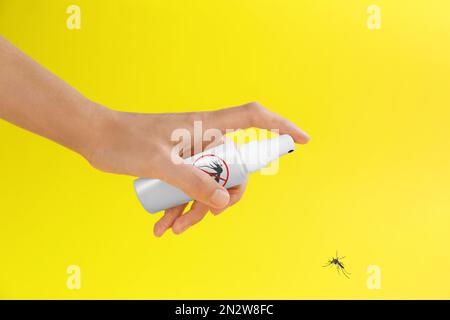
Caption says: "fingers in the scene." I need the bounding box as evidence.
[172,201,209,234]
[161,161,230,209]
[207,102,310,144]
[153,203,187,237]
[210,180,247,215]
[156,182,248,236]
[171,182,247,235]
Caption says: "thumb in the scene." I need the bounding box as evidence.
[161,162,230,209]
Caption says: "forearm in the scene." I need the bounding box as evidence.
[0,35,108,158]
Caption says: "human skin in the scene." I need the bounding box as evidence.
[0,35,310,236]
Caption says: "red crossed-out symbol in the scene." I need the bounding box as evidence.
[193,154,230,186]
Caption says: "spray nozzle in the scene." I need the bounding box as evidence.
[237,134,295,173]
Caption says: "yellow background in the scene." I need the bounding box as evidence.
[1,0,450,299]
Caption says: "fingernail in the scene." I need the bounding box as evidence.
[302,130,311,142]
[211,208,224,215]
[153,226,164,237]
[304,134,311,142]
[210,189,229,208]
[173,223,187,235]
[296,131,310,144]
[154,231,163,237]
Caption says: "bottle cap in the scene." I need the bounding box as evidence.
[237,134,295,173]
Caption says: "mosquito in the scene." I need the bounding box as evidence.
[323,251,351,278]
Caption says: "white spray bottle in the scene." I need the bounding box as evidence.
[133,134,295,213]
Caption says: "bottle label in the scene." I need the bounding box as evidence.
[193,154,230,186]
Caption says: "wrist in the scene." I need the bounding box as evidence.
[77,100,119,164]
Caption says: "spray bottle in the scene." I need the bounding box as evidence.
[134,134,295,213]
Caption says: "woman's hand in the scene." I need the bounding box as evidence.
[85,102,310,236]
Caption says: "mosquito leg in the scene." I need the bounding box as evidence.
[342,268,351,279]
[342,269,350,279]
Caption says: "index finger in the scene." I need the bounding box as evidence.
[204,102,310,144]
